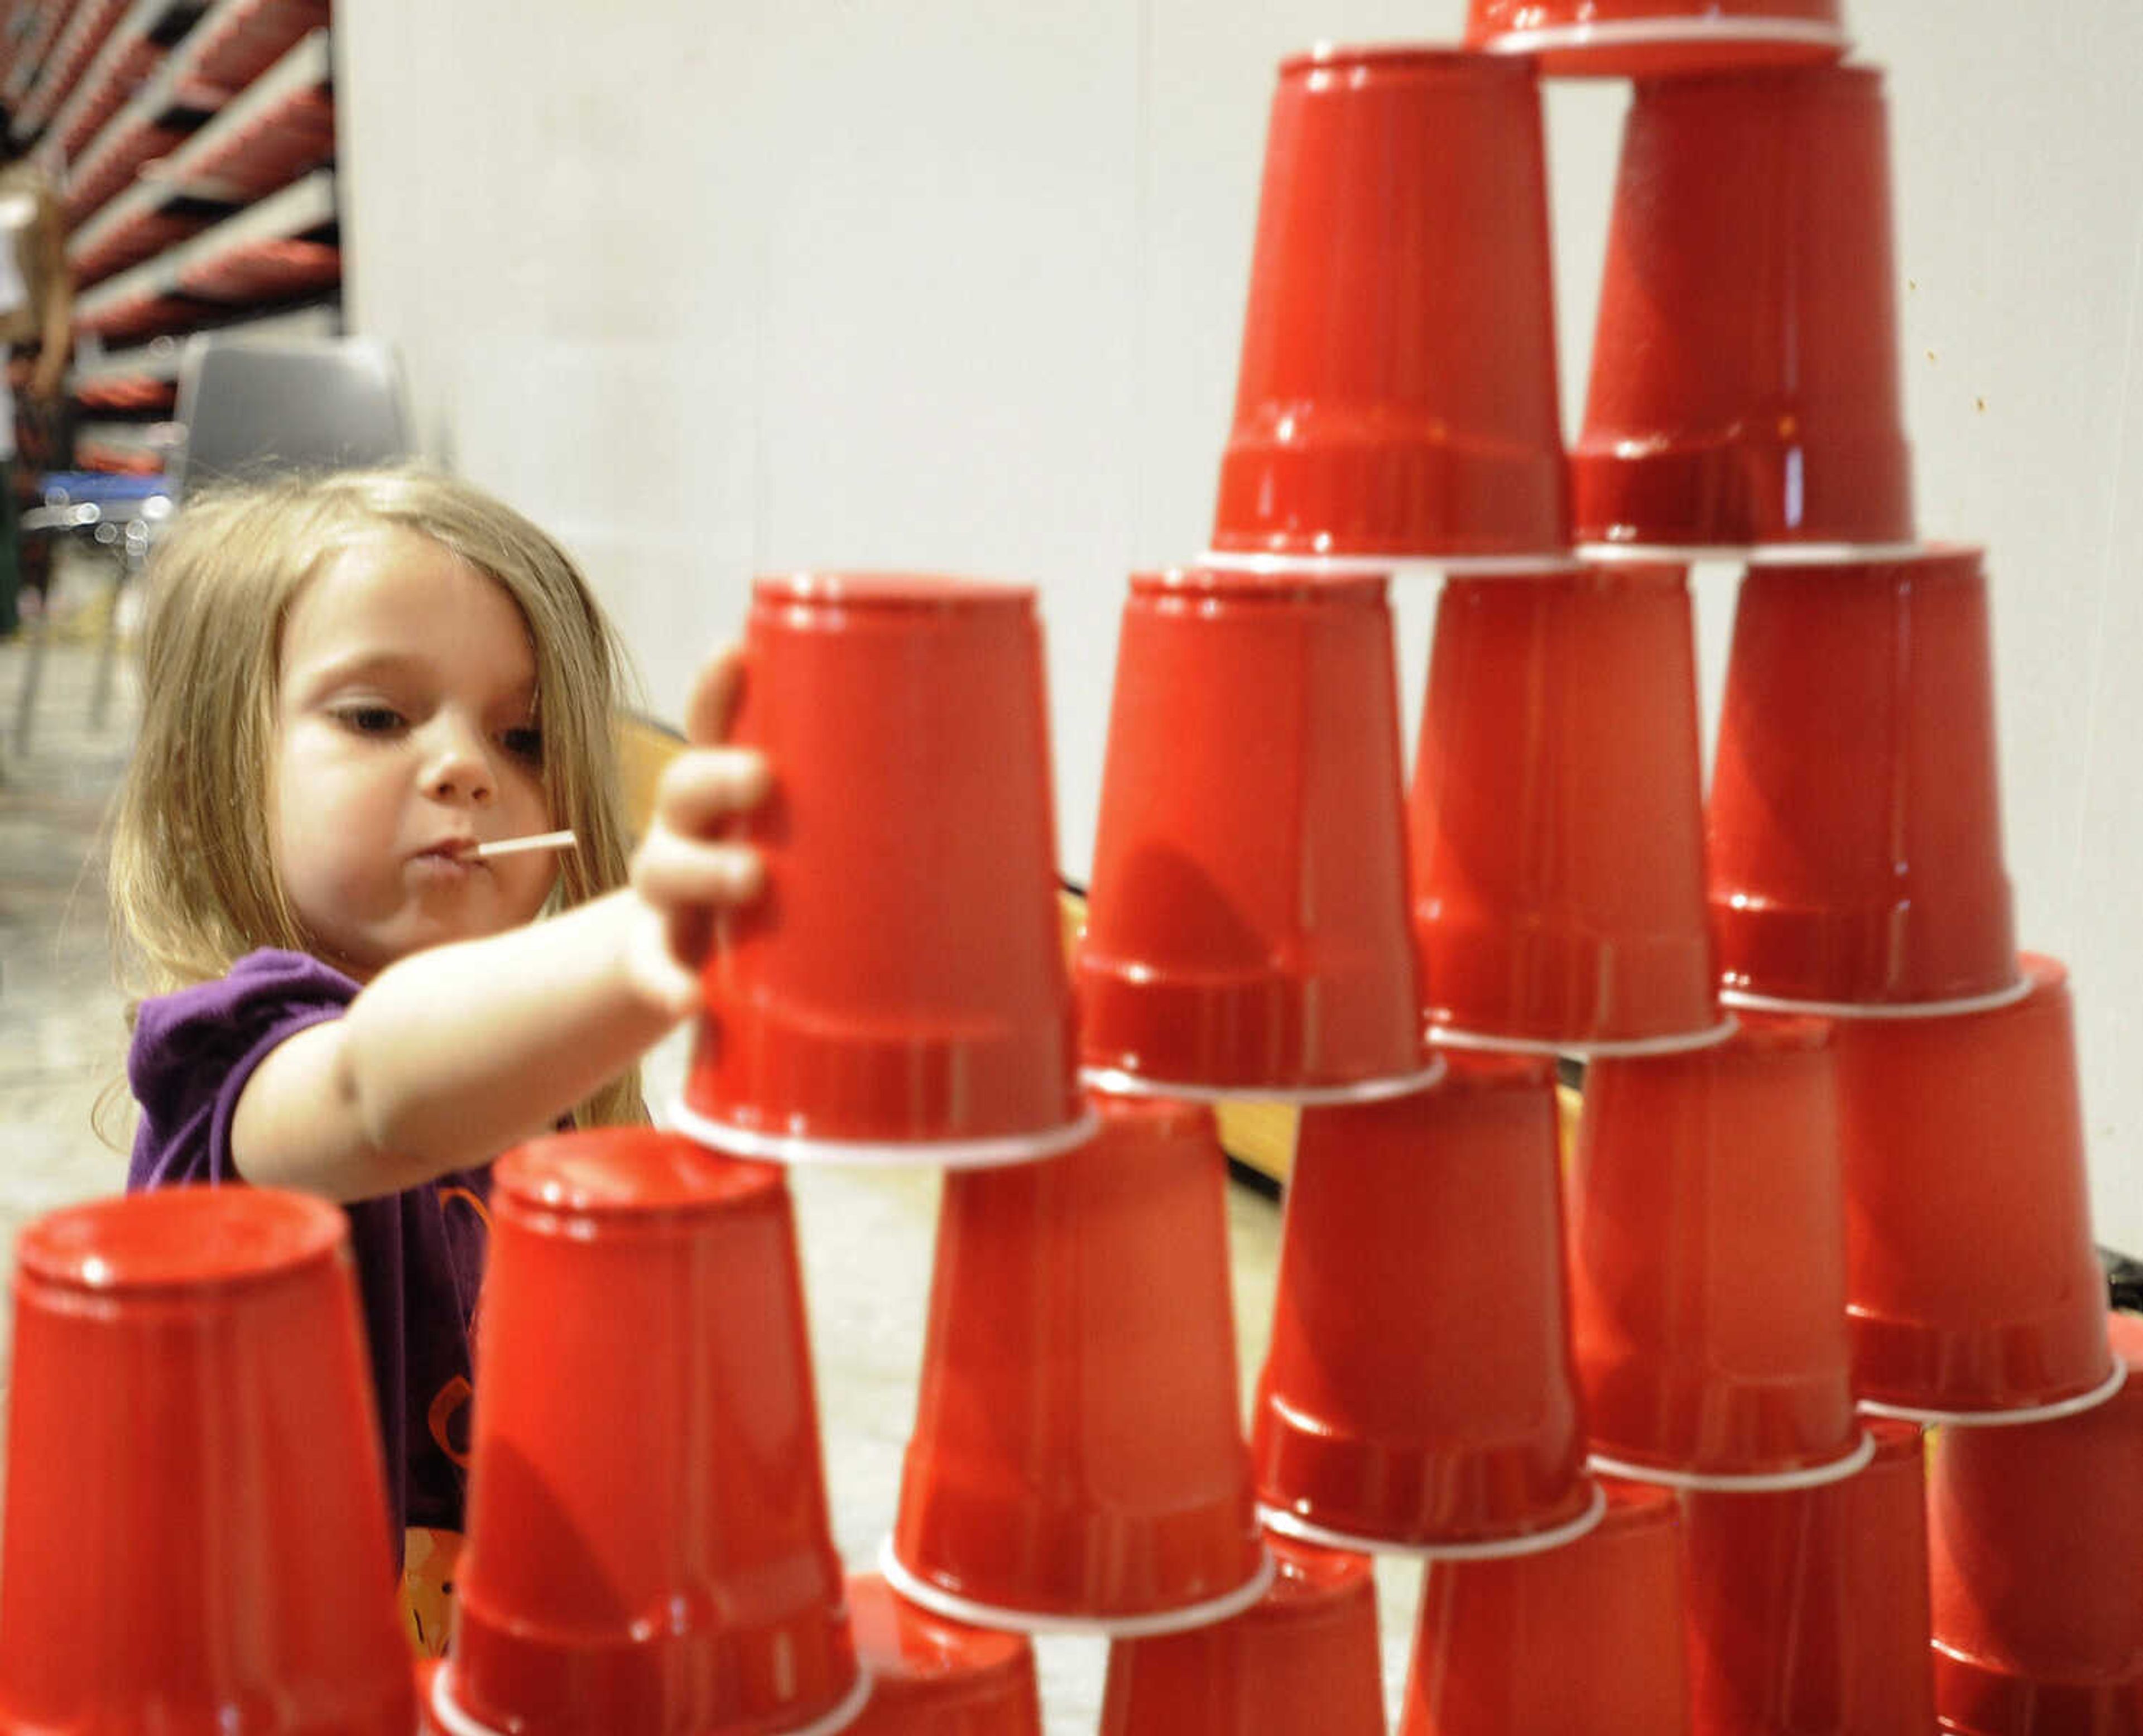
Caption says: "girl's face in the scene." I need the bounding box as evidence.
[271,530,560,979]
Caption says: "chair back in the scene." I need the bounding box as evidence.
[171,334,411,494]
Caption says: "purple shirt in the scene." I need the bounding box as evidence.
[128,949,491,1563]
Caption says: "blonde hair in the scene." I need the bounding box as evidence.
[105,467,647,1138]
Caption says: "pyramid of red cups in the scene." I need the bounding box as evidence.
[2,0,2135,1730]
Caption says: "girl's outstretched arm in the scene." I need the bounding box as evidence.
[230,654,767,1203]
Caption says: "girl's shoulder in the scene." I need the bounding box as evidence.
[128,950,362,1191]
[134,950,361,1055]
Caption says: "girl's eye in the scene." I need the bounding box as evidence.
[338,705,405,735]
[501,727,544,764]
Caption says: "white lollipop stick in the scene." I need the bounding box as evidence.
[472,829,578,859]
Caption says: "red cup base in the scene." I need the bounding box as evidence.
[1933,1646,2143,1736]
[880,1538,1276,1641]
[1260,1481,1607,1562]
[1570,430,1912,553]
[1471,16,1847,79]
[1589,1429,1876,1495]
[431,1663,875,1736]
[669,1095,1099,1171]
[1843,1311,2126,1423]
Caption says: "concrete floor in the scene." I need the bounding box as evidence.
[0,603,1429,1730]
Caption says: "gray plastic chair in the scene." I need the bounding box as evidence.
[8,334,413,757]
[171,332,412,493]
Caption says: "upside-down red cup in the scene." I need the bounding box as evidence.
[1399,1481,1690,1736]
[1678,1419,1935,1736]
[1079,568,1434,1099]
[841,1575,1042,1736]
[1573,65,1913,554]
[1099,1535,1385,1736]
[680,574,1087,1167]
[1252,1055,1599,1555]
[887,1095,1271,1634]
[1837,954,2118,1421]
[0,1188,414,1735]
[442,1131,866,1736]
[1409,563,1723,1054]
[1211,45,1568,563]
[1570,1014,1869,1487]
[1466,0,1847,78]
[1929,1313,2143,1733]
[1710,546,2019,1011]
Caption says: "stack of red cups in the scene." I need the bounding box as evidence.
[1532,18,2115,1734]
[1171,37,1735,1729]
[1196,15,2125,1735]
[663,571,1281,1677]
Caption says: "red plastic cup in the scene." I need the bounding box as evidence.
[1836,954,2118,1420]
[1569,1014,1868,1486]
[1678,1419,1935,1736]
[1252,1056,1599,1554]
[1079,568,1434,1099]
[1573,65,1913,554]
[888,1095,1271,1634]
[1928,1312,2143,1733]
[1099,1535,1385,1736]
[1710,546,2019,1011]
[0,1187,414,1735]
[1212,46,1568,563]
[1465,0,1847,78]
[442,1130,866,1736]
[1398,1481,1691,1736]
[681,574,1087,1167]
[1408,563,1723,1054]
[840,1575,1042,1736]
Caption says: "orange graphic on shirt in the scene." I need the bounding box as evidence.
[436,1184,491,1228]
[429,1376,474,1471]
[429,1179,491,1475]
[401,1525,464,1658]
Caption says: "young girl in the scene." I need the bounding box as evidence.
[107,467,766,1652]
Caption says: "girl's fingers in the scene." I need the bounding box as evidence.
[624,901,703,1021]
[655,746,770,834]
[667,903,714,975]
[631,831,765,909]
[685,644,747,747]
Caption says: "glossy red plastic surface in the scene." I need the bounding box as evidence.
[1837,955,2115,1415]
[1710,548,2017,1006]
[1573,66,1912,550]
[1080,570,1424,1091]
[448,1129,858,1735]
[1399,1482,1690,1736]
[1927,1312,2143,1729]
[1099,1535,1383,1735]
[686,573,1080,1146]
[1213,46,1567,559]
[1253,1056,1591,1547]
[1679,1420,1934,1736]
[416,1661,449,1735]
[892,1097,1266,1623]
[0,1187,414,1735]
[1570,1015,1860,1477]
[844,1575,1041,1736]
[1409,564,1717,1047]
[1465,0,1845,76]
[1935,1662,2143,1736]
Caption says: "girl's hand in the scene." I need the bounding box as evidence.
[624,648,770,1017]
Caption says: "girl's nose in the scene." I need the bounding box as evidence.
[423,720,497,805]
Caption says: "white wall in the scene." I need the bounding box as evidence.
[337,1,2143,1249]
